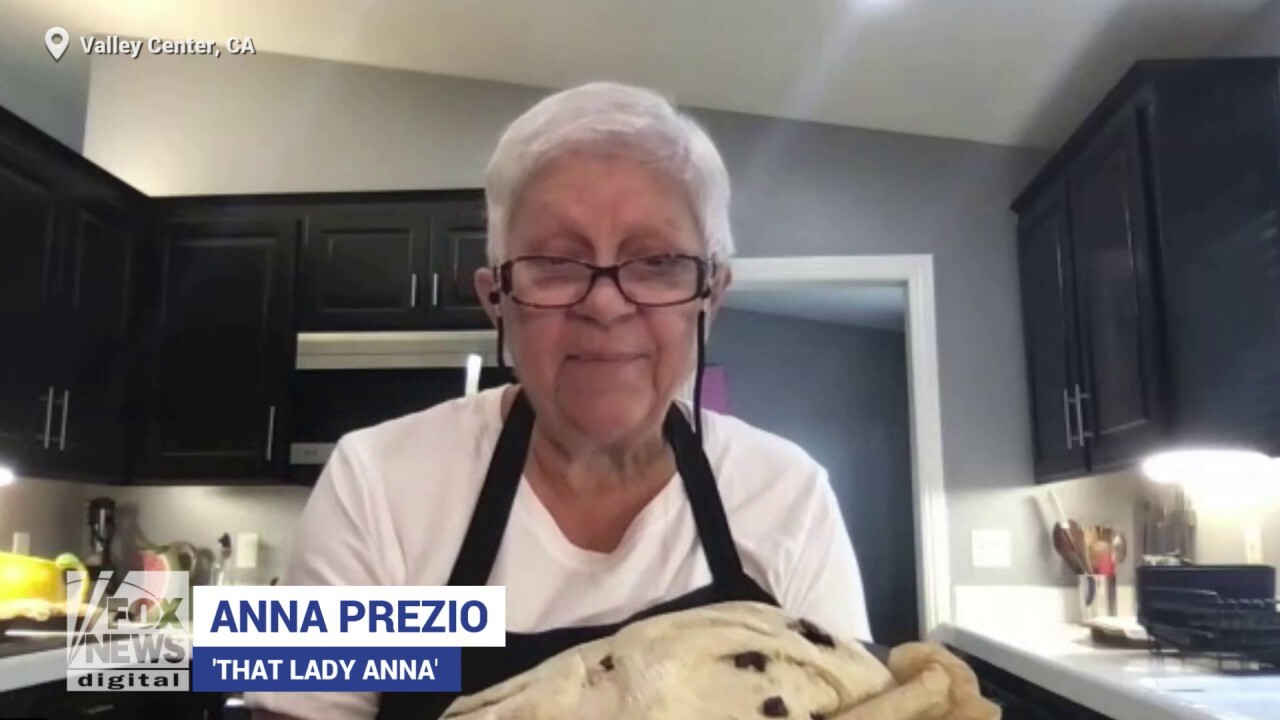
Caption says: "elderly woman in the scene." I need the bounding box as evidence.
[249,81,871,720]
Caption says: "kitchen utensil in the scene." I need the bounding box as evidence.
[1068,522,1093,574]
[1091,537,1115,577]
[1053,525,1087,574]
[209,533,232,586]
[86,496,117,576]
[1047,490,1092,573]
[1078,574,1116,622]
[1111,531,1127,565]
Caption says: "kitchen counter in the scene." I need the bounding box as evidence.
[934,621,1280,720]
[0,643,66,693]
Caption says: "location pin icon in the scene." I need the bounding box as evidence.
[45,27,69,62]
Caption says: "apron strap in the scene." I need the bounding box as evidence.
[446,390,535,586]
[664,405,746,587]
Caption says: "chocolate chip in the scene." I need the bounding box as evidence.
[810,714,825,720]
[733,651,768,671]
[789,619,835,648]
[761,696,789,717]
[599,655,614,671]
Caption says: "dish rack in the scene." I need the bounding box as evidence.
[1141,586,1280,669]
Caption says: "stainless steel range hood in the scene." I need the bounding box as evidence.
[295,330,499,370]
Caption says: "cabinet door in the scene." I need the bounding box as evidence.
[138,216,296,480]
[1067,108,1167,472]
[429,200,492,329]
[0,159,60,472]
[299,203,431,331]
[47,207,139,482]
[1018,188,1089,481]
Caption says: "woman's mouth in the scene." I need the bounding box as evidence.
[567,352,646,363]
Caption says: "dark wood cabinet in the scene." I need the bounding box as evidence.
[45,206,141,481]
[297,195,492,332]
[1017,189,1088,481]
[1014,59,1280,482]
[950,647,1114,720]
[1016,97,1169,484]
[0,108,144,483]
[135,213,297,481]
[299,202,432,331]
[429,200,491,329]
[0,158,60,473]
[1065,106,1167,472]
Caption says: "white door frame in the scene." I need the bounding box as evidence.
[726,254,951,637]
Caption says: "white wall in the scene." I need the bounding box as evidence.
[1215,0,1280,55]
[0,4,91,151]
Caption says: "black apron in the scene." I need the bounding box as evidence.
[374,389,779,720]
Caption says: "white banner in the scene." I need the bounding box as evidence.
[192,586,506,648]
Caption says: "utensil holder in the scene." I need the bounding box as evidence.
[1078,574,1116,622]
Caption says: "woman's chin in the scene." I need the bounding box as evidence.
[557,389,659,444]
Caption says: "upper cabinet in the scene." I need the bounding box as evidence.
[1064,104,1167,473]
[1014,60,1280,483]
[0,108,145,483]
[134,209,298,482]
[428,200,491,329]
[297,194,491,332]
[299,202,432,331]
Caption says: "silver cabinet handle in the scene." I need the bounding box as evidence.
[59,389,70,451]
[42,387,55,450]
[266,405,277,462]
[1073,384,1092,443]
[431,273,439,306]
[1063,387,1074,450]
[410,273,419,308]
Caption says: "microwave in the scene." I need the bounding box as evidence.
[289,331,515,467]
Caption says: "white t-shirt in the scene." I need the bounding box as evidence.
[246,385,871,720]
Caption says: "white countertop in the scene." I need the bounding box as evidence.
[934,621,1280,720]
[0,646,66,693]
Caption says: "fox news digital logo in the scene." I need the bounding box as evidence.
[65,571,191,691]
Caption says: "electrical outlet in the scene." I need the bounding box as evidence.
[971,529,1012,569]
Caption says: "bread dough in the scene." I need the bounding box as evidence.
[442,602,896,720]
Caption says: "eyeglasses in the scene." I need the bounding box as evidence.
[496,254,713,309]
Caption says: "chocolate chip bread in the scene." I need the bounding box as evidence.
[442,602,999,720]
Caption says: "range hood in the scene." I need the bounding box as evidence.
[295,330,499,370]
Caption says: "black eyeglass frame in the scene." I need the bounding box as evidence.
[494,253,717,309]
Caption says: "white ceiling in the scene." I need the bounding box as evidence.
[725,284,906,332]
[9,0,1268,148]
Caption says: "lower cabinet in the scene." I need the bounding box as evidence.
[0,682,224,720]
[951,648,1115,720]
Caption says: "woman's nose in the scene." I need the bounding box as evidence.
[572,273,635,323]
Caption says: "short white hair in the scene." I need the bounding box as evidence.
[484,81,734,264]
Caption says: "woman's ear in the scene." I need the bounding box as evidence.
[475,267,501,327]
[706,264,733,321]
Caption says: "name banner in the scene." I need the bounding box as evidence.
[191,586,504,692]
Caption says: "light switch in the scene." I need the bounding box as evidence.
[971,529,1012,569]
[236,532,260,569]
[11,531,30,555]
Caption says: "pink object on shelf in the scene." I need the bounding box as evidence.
[699,365,730,414]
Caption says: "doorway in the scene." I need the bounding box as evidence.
[717,255,950,641]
